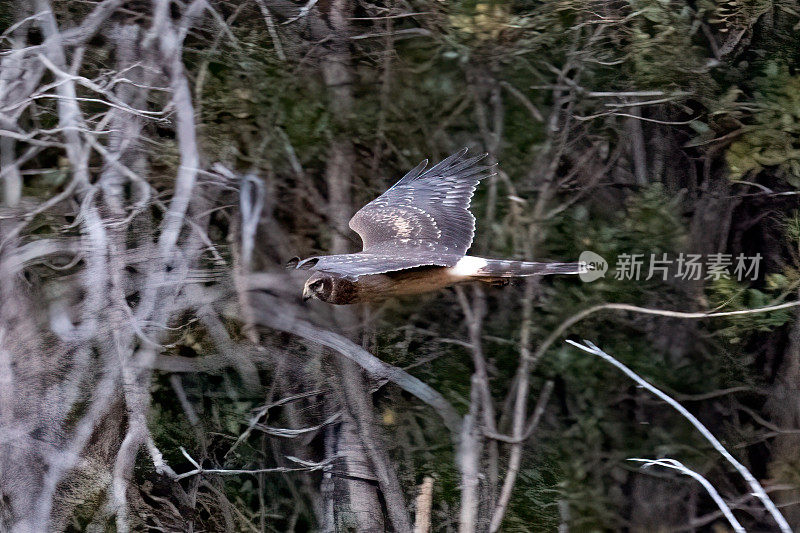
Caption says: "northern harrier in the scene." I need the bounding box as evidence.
[289,149,588,304]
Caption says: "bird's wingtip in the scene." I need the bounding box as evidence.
[287,257,320,270]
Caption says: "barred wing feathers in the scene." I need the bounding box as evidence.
[348,148,495,261]
[290,149,494,279]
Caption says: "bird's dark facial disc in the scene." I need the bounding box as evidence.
[303,273,334,302]
[314,277,333,301]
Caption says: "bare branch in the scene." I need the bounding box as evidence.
[629,458,744,533]
[175,448,334,481]
[533,300,800,368]
[253,302,463,437]
[568,340,791,533]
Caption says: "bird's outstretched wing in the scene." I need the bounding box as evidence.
[289,252,462,280]
[348,148,495,262]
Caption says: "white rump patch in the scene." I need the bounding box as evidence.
[450,256,488,276]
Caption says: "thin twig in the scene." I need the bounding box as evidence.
[533,300,800,367]
[629,458,744,533]
[175,447,334,481]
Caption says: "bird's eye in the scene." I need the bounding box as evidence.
[311,280,323,290]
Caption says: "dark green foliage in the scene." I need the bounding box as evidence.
[726,69,800,183]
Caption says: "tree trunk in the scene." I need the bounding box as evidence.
[766,303,800,529]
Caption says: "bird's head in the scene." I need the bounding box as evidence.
[303,273,334,302]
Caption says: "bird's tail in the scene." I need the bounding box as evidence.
[474,259,589,278]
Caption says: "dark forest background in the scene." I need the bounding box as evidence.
[1,0,800,531]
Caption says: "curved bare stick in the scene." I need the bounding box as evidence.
[154,0,206,258]
[629,458,744,533]
[532,300,800,367]
[255,308,463,438]
[568,340,791,533]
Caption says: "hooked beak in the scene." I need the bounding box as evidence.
[302,286,313,302]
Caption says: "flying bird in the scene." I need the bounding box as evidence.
[289,148,588,304]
